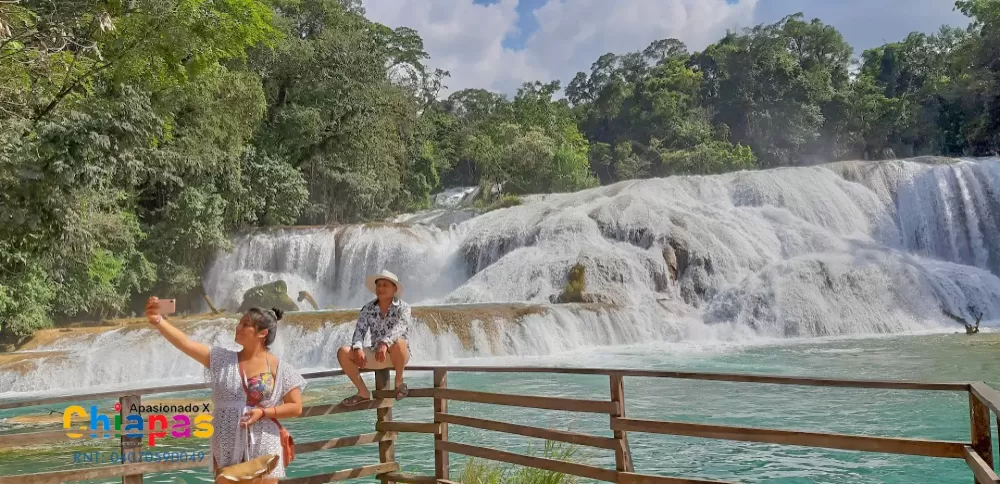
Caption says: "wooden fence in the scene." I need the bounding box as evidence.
[0,366,998,483]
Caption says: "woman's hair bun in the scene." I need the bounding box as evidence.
[271,307,284,321]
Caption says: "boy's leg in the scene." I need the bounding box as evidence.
[387,338,410,388]
[336,345,369,399]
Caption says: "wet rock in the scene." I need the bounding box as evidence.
[297,290,322,310]
[663,245,678,281]
[667,237,690,279]
[679,285,699,307]
[593,219,656,249]
[547,262,616,304]
[461,228,539,277]
[677,261,714,307]
[557,263,587,303]
[645,256,672,293]
[552,291,615,304]
[238,280,300,313]
[661,233,716,305]
[578,292,617,304]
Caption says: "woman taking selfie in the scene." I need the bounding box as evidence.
[145,296,306,483]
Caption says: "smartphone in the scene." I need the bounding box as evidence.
[157,299,176,315]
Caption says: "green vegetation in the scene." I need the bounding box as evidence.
[1,0,999,342]
[558,263,587,303]
[475,193,524,212]
[459,440,581,484]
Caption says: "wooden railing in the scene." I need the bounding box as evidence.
[0,366,998,483]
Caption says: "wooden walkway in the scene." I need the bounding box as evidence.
[0,366,997,483]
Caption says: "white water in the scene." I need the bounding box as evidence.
[390,186,481,227]
[6,158,1000,397]
[0,304,718,396]
[205,158,1000,320]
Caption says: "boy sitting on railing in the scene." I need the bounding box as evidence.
[336,270,411,404]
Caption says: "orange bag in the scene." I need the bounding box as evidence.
[275,420,294,465]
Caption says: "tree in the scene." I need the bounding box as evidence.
[0,0,280,339]
[693,14,851,166]
[3,0,1000,343]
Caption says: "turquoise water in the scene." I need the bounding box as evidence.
[3,331,999,483]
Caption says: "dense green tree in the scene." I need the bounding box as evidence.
[567,38,756,181]
[2,0,1000,343]
[0,0,280,340]
[249,0,437,223]
[693,14,852,167]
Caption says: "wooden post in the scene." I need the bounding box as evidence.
[433,369,449,480]
[970,391,994,483]
[375,370,395,484]
[120,395,142,484]
[609,373,634,473]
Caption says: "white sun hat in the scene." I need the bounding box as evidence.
[365,269,403,298]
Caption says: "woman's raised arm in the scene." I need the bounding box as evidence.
[145,297,211,368]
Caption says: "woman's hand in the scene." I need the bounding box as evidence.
[145,297,162,326]
[142,297,211,368]
[240,407,266,427]
[375,342,388,363]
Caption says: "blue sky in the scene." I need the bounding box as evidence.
[363,0,970,96]
[476,0,546,50]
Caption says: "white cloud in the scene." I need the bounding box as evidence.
[524,0,757,94]
[362,0,757,97]
[361,0,967,98]
[361,0,547,96]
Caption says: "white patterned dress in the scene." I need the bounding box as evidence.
[204,346,307,478]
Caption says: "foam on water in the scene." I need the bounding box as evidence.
[0,304,707,397]
[6,157,1000,396]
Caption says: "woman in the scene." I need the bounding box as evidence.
[144,296,306,483]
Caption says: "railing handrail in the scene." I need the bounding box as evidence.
[0,365,977,410]
[0,366,998,484]
[0,369,345,410]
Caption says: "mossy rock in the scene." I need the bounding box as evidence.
[549,262,617,304]
[238,280,300,313]
[559,263,586,302]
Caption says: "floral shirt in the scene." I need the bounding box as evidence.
[352,298,411,350]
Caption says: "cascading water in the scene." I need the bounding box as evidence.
[201,224,470,310]
[5,157,1000,397]
[0,304,703,395]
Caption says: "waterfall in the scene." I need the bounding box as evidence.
[204,157,1000,317]
[0,304,709,396]
[6,157,1000,397]
[202,224,469,310]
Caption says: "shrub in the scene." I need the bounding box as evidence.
[475,193,523,212]
[460,441,581,484]
[557,263,586,303]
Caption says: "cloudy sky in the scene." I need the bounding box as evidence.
[361,0,971,97]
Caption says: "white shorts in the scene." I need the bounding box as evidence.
[361,345,410,370]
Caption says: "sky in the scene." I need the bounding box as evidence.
[360,0,972,97]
